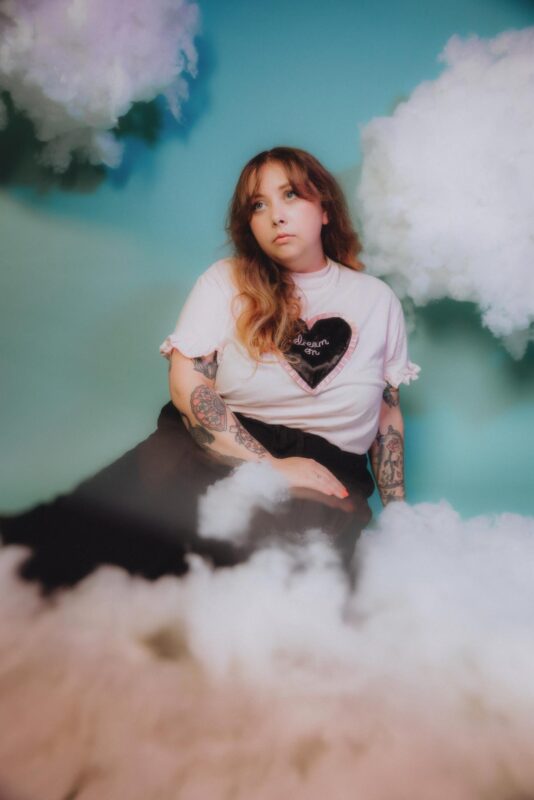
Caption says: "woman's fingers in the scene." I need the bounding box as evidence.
[307,460,349,498]
[290,486,355,511]
[269,456,349,499]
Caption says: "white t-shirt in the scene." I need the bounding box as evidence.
[160,257,420,454]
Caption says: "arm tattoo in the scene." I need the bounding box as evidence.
[370,424,405,505]
[179,412,216,448]
[229,419,268,457]
[191,385,227,431]
[183,385,268,465]
[192,352,218,382]
[383,382,400,409]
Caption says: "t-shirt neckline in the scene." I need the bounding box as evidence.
[290,257,336,291]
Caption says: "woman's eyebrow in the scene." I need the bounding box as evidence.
[251,182,292,199]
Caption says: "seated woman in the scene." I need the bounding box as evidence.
[0,146,420,592]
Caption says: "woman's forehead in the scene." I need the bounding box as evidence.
[246,160,303,196]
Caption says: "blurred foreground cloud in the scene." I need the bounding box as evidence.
[356,27,534,358]
[1,499,534,797]
[0,0,200,171]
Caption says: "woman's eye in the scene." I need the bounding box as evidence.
[251,190,295,213]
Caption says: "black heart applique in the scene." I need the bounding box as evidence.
[282,316,355,391]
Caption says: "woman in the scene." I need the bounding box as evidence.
[1,146,420,592]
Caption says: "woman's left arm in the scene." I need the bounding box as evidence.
[368,382,405,506]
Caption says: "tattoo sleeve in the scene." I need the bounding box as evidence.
[382,381,400,409]
[369,383,406,506]
[180,384,269,467]
[192,352,219,382]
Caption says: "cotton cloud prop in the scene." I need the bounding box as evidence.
[198,461,291,543]
[1,499,534,798]
[0,0,200,171]
[356,28,534,358]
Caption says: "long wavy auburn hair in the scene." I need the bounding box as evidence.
[225,146,365,364]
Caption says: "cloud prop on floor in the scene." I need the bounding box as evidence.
[356,27,534,358]
[1,499,534,798]
[0,0,200,171]
[198,461,290,543]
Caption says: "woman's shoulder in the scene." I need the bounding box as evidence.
[197,257,240,293]
[336,262,398,302]
[199,257,235,279]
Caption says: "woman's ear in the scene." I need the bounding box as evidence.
[322,208,329,225]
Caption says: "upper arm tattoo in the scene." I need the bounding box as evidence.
[191,384,227,431]
[192,351,218,382]
[383,381,400,408]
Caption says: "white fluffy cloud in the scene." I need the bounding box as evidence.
[1,497,534,797]
[198,461,291,543]
[356,27,534,358]
[0,0,200,171]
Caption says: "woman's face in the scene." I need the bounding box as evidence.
[247,161,328,273]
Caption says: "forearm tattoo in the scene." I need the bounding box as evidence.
[182,384,268,464]
[192,352,218,382]
[370,424,405,505]
[229,419,268,456]
[382,382,400,409]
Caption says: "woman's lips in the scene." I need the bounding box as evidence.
[273,234,294,243]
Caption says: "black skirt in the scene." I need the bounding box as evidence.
[0,402,375,592]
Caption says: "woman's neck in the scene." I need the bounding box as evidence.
[282,252,328,275]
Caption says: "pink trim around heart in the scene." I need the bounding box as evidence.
[277,313,359,395]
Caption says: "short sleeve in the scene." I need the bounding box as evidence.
[383,292,421,389]
[159,264,234,360]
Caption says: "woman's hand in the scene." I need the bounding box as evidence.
[268,456,349,499]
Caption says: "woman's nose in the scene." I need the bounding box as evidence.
[271,206,286,225]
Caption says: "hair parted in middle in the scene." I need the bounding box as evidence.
[225,146,365,364]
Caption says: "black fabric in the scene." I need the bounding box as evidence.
[0,402,375,593]
[284,317,352,389]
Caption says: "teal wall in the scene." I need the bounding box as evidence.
[1,0,533,517]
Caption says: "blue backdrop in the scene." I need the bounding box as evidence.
[1,0,533,517]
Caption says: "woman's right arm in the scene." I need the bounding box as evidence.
[168,348,349,499]
[168,348,273,467]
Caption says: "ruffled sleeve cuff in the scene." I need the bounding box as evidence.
[159,334,182,360]
[159,333,223,360]
[384,360,421,389]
